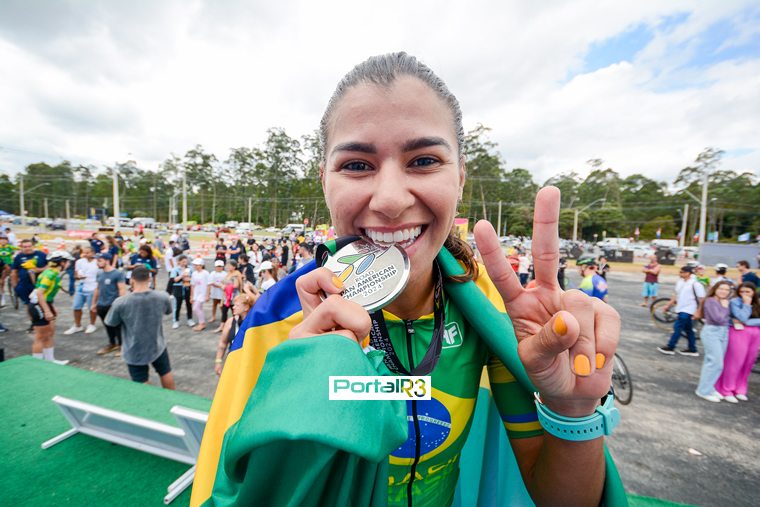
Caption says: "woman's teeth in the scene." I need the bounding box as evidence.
[365,226,422,247]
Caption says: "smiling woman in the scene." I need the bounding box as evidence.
[192,52,625,507]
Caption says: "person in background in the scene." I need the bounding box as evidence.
[105,236,121,268]
[517,250,531,287]
[715,282,760,403]
[255,260,277,292]
[105,265,175,389]
[694,265,710,287]
[237,254,256,286]
[164,240,177,293]
[89,233,104,254]
[170,255,193,329]
[190,258,210,331]
[63,246,99,335]
[576,257,608,302]
[249,242,263,268]
[0,234,18,306]
[208,260,227,324]
[598,256,610,280]
[271,256,288,281]
[229,238,245,262]
[658,265,704,356]
[280,239,289,268]
[128,244,157,287]
[153,234,165,254]
[639,254,661,307]
[92,253,126,356]
[214,293,256,376]
[4,227,17,246]
[29,250,73,364]
[694,281,733,402]
[293,242,314,271]
[215,260,242,332]
[215,238,227,263]
[557,256,567,290]
[736,260,760,287]
[11,239,48,325]
[710,263,734,288]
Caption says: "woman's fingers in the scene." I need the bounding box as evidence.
[294,267,345,318]
[590,297,620,373]
[530,186,561,289]
[474,220,524,305]
[561,290,597,377]
[518,310,580,375]
[289,295,371,344]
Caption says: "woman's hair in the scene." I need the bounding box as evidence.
[321,52,477,282]
[706,280,732,299]
[233,293,255,310]
[176,254,187,263]
[139,244,153,258]
[320,52,464,161]
[227,259,238,269]
[736,282,760,318]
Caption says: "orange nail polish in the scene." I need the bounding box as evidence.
[553,314,567,336]
[332,276,344,290]
[574,354,591,376]
[596,353,605,369]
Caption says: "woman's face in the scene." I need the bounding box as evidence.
[715,284,731,299]
[739,287,754,299]
[233,299,250,317]
[321,76,464,282]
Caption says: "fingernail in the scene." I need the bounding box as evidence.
[553,314,567,336]
[332,276,344,290]
[574,354,591,376]
[596,353,606,369]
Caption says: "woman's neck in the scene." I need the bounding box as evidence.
[384,266,435,321]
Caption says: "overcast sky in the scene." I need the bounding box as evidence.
[1,0,758,184]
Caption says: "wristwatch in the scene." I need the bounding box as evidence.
[534,389,620,441]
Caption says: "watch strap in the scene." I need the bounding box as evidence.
[534,391,620,441]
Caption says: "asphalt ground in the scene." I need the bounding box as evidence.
[1,267,758,507]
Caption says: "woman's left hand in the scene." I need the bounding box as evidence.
[474,186,620,417]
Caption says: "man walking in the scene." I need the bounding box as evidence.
[641,254,661,307]
[92,253,126,355]
[736,260,760,286]
[64,246,99,335]
[658,265,705,356]
[105,266,175,389]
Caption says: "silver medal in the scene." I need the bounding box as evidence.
[320,238,410,312]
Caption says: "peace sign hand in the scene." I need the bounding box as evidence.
[474,186,620,417]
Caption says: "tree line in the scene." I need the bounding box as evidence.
[1,127,757,243]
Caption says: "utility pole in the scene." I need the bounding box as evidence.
[44,198,48,220]
[698,172,708,246]
[679,203,689,247]
[248,197,252,224]
[572,209,579,243]
[112,166,120,232]
[496,201,502,237]
[182,169,188,230]
[65,199,70,221]
[19,176,25,225]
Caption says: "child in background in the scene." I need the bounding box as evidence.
[190,258,210,331]
[208,260,226,324]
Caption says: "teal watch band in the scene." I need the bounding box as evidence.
[534,390,620,441]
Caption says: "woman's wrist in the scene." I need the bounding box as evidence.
[541,396,599,418]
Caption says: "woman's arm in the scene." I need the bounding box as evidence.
[730,298,752,323]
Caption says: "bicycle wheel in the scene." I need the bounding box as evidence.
[650,297,676,332]
[611,353,633,405]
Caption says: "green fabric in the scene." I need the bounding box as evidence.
[204,335,408,507]
[0,244,17,264]
[437,248,629,507]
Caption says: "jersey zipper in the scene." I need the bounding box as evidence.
[404,319,421,507]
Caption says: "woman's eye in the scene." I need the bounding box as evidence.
[341,161,372,172]
[410,157,439,168]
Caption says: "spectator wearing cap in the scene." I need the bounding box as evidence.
[577,257,608,302]
[92,253,126,355]
[105,265,175,388]
[256,260,277,292]
[237,254,256,286]
[63,246,99,336]
[658,265,705,356]
[190,258,210,331]
[208,260,227,324]
[710,263,734,288]
[736,260,760,287]
[694,265,710,287]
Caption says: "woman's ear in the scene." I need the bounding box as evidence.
[458,158,466,201]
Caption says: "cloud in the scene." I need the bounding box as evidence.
[0,0,758,184]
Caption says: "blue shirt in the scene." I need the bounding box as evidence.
[579,273,608,300]
[90,239,105,253]
[12,251,47,300]
[130,254,157,272]
[741,271,760,287]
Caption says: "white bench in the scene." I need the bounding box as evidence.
[42,395,208,504]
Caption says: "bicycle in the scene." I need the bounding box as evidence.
[611,353,633,405]
[649,297,702,335]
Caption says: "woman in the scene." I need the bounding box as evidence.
[128,245,157,286]
[715,282,760,402]
[170,255,193,329]
[694,281,732,402]
[215,260,242,332]
[193,53,620,507]
[255,260,277,292]
[190,258,210,331]
[213,293,256,376]
[29,250,74,364]
[105,235,120,268]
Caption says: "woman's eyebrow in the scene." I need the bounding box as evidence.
[401,136,451,153]
[331,142,376,156]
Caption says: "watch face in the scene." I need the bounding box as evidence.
[320,238,410,312]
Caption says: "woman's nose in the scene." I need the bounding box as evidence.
[367,164,415,220]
